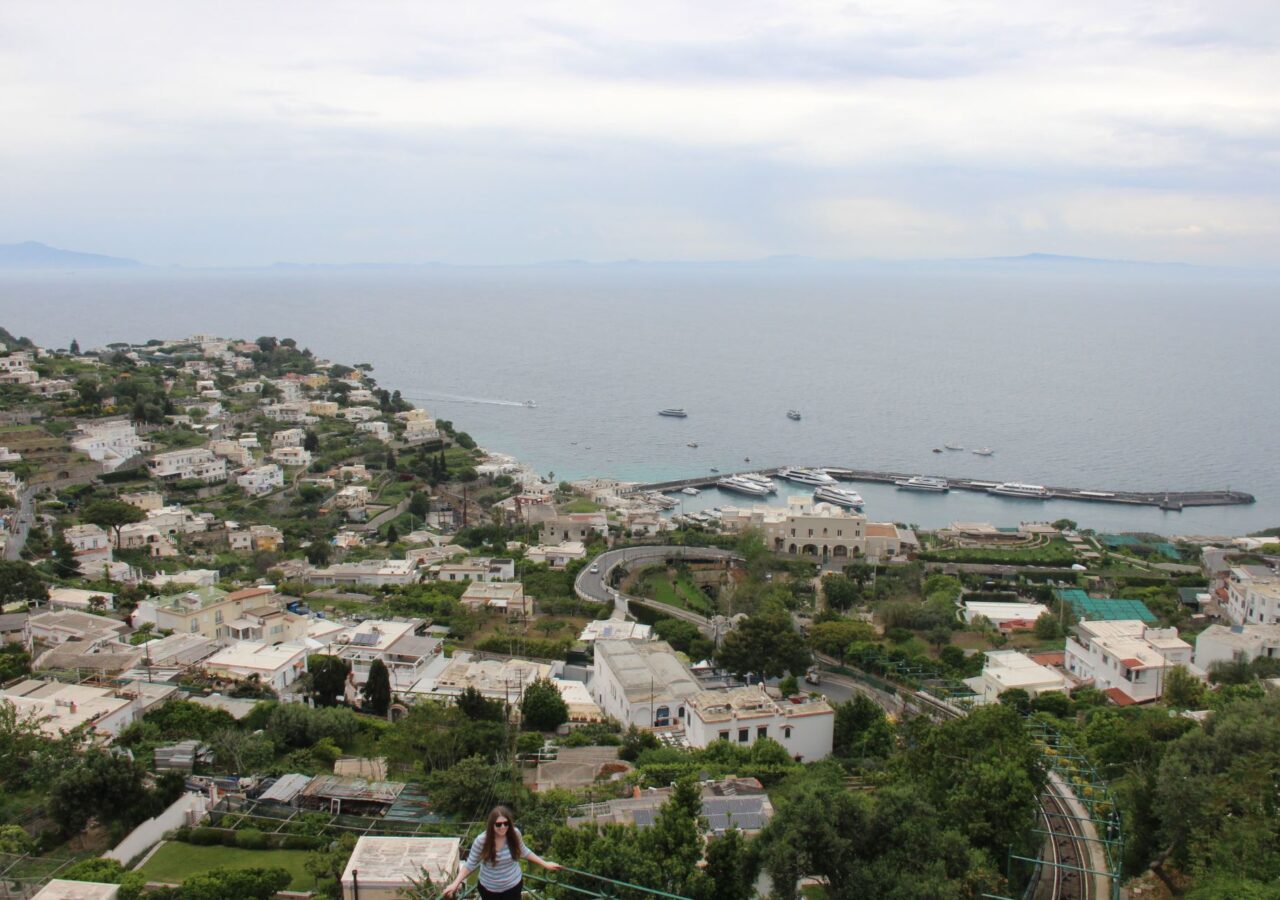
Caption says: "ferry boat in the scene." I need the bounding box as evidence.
[778,466,837,486]
[894,475,950,492]
[989,482,1050,499]
[814,485,864,509]
[681,486,700,496]
[659,408,688,418]
[972,447,994,456]
[737,473,777,492]
[787,410,802,421]
[944,443,963,451]
[717,475,772,496]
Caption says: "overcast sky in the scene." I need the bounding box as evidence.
[2,1,1278,266]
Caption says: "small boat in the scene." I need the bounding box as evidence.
[659,408,688,418]
[681,487,700,496]
[787,410,802,421]
[944,443,963,451]
[744,457,750,463]
[524,400,537,408]
[710,468,720,473]
[972,447,994,456]
[932,448,943,453]
[687,442,699,448]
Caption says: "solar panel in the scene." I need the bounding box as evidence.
[351,632,380,646]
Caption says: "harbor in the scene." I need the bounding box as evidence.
[628,467,1255,511]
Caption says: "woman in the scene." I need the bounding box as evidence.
[443,805,561,899]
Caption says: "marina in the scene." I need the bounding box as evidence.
[631,466,1255,511]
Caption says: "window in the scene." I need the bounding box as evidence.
[808,529,813,537]
[738,728,749,742]
[214,611,223,624]
[189,620,198,633]
[719,731,730,741]
[782,726,792,739]
[837,529,842,536]
[757,726,768,739]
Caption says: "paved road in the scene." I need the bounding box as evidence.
[4,486,35,561]
[574,545,741,635]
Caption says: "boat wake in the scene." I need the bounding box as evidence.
[402,392,527,408]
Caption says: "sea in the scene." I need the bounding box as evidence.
[2,260,1277,537]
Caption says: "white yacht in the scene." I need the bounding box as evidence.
[813,485,864,509]
[681,486,700,496]
[717,475,772,496]
[989,482,1050,499]
[737,472,777,492]
[778,466,837,486]
[894,475,950,492]
[659,408,688,418]
[972,447,994,456]
[944,443,963,451]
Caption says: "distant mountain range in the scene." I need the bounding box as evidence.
[0,241,141,269]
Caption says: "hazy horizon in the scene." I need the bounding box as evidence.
[3,2,1278,267]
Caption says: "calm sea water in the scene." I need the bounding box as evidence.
[2,263,1277,536]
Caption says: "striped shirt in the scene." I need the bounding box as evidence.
[466,829,533,891]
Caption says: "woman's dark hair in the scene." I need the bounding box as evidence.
[482,805,522,864]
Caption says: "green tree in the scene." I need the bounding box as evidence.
[363,659,392,716]
[759,770,869,899]
[305,540,332,566]
[807,619,875,661]
[385,523,399,544]
[695,827,758,900]
[1162,665,1208,710]
[307,655,351,707]
[457,685,506,722]
[57,858,145,900]
[409,492,430,518]
[303,430,321,453]
[49,527,81,578]
[832,694,895,759]
[178,867,292,900]
[0,560,48,606]
[716,610,810,679]
[1033,613,1062,640]
[821,574,863,611]
[521,677,569,731]
[424,756,520,819]
[305,832,357,898]
[82,499,146,548]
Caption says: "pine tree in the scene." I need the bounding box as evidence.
[362,659,392,716]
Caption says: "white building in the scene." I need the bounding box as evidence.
[0,680,138,738]
[328,619,443,691]
[271,428,307,448]
[340,836,460,900]
[964,650,1072,703]
[435,557,516,583]
[203,641,309,692]
[684,684,834,762]
[1225,566,1280,626]
[540,513,609,545]
[592,640,702,729]
[68,419,148,472]
[408,651,555,706]
[524,541,588,569]
[271,446,313,467]
[1194,623,1280,671]
[579,620,653,644]
[209,438,255,466]
[48,587,115,612]
[459,582,532,617]
[358,420,392,442]
[237,464,284,496]
[334,485,370,510]
[147,448,228,484]
[29,609,128,645]
[306,559,418,587]
[962,602,1051,630]
[1065,620,1197,705]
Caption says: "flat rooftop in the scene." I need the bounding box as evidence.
[341,836,460,888]
[595,640,701,703]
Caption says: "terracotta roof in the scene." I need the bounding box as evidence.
[865,524,897,538]
[226,587,274,602]
[1120,657,1145,669]
[1029,651,1065,667]
[1103,687,1139,706]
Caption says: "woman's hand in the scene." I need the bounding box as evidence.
[543,861,563,872]
[443,880,463,896]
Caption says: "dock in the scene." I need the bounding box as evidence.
[629,467,1254,510]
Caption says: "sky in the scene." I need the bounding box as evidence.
[1,1,1278,267]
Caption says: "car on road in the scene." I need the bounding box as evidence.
[589,563,600,574]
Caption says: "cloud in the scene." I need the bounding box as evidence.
[0,1,1277,265]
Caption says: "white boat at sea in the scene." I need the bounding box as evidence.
[972,447,994,456]
[523,400,537,408]
[717,475,772,496]
[894,475,950,492]
[737,472,777,492]
[944,443,963,451]
[813,485,864,509]
[659,408,688,418]
[681,486,700,496]
[989,482,1050,499]
[778,466,837,486]
[787,410,802,421]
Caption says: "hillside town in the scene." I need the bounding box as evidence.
[0,328,1275,900]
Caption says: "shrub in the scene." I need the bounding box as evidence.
[187,826,226,845]
[235,827,269,850]
[281,834,324,851]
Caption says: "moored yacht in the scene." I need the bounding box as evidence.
[778,466,837,486]
[989,482,1050,499]
[814,485,864,509]
[944,443,963,451]
[894,475,950,492]
[681,486,700,496]
[787,410,802,421]
[717,475,772,496]
[737,472,777,492]
[659,408,688,417]
[972,447,994,456]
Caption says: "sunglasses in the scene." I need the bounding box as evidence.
[494,821,511,828]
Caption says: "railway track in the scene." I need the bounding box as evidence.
[1034,782,1094,900]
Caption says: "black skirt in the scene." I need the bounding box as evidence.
[478,881,523,900]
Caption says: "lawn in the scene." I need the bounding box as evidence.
[139,843,318,891]
[561,498,601,513]
[639,569,713,615]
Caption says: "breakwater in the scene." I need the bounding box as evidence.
[629,467,1254,510]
